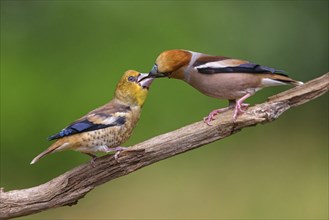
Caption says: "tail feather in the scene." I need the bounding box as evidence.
[30,148,56,164]
[262,73,303,87]
[30,140,69,164]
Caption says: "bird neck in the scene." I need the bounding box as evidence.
[113,98,141,124]
[113,96,143,109]
[170,68,186,80]
[114,84,148,108]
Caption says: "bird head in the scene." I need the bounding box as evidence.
[115,70,154,107]
[148,49,191,80]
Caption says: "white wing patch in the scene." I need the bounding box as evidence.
[195,59,246,69]
[102,112,126,124]
[102,117,118,125]
[87,112,126,125]
[195,61,227,69]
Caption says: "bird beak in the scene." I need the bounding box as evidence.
[148,64,167,78]
[138,73,154,89]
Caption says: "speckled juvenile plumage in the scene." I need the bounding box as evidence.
[30,70,154,164]
[148,49,303,124]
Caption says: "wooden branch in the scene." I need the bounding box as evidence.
[1,73,328,220]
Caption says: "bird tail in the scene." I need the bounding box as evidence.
[261,73,304,87]
[30,139,69,164]
[273,73,303,86]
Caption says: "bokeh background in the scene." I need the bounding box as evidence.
[1,1,328,219]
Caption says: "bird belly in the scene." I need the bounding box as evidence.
[66,125,133,154]
[188,73,262,100]
[77,145,110,153]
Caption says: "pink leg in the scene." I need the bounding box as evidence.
[203,107,231,125]
[233,93,252,120]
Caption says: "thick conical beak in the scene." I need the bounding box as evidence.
[138,73,154,89]
[148,64,167,78]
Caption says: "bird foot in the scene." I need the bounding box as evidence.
[105,146,129,162]
[203,107,230,125]
[84,153,98,167]
[90,157,97,167]
[233,103,250,120]
[232,93,252,121]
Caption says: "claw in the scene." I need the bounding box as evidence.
[84,153,98,167]
[203,93,252,124]
[90,157,97,167]
[105,146,129,162]
[203,107,230,125]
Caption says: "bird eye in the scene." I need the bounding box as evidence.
[128,76,136,82]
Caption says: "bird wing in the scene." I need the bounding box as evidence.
[48,103,130,140]
[194,58,287,76]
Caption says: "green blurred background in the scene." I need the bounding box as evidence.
[1,1,328,219]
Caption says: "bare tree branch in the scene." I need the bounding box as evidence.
[1,73,328,220]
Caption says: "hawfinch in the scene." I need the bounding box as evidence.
[31,70,154,164]
[148,49,303,125]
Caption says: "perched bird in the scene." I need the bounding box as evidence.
[30,70,154,164]
[147,49,303,125]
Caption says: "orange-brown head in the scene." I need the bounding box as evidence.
[148,49,192,80]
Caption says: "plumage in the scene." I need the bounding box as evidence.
[148,49,303,125]
[31,70,154,164]
[48,110,128,140]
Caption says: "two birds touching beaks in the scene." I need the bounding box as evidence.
[30,49,303,165]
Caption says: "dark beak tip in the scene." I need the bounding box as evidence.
[148,71,157,77]
[148,72,167,78]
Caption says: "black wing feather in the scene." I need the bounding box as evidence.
[197,63,288,76]
[48,116,126,140]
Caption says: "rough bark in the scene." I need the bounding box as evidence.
[1,73,328,219]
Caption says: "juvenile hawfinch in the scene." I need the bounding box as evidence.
[148,49,303,125]
[30,70,154,164]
